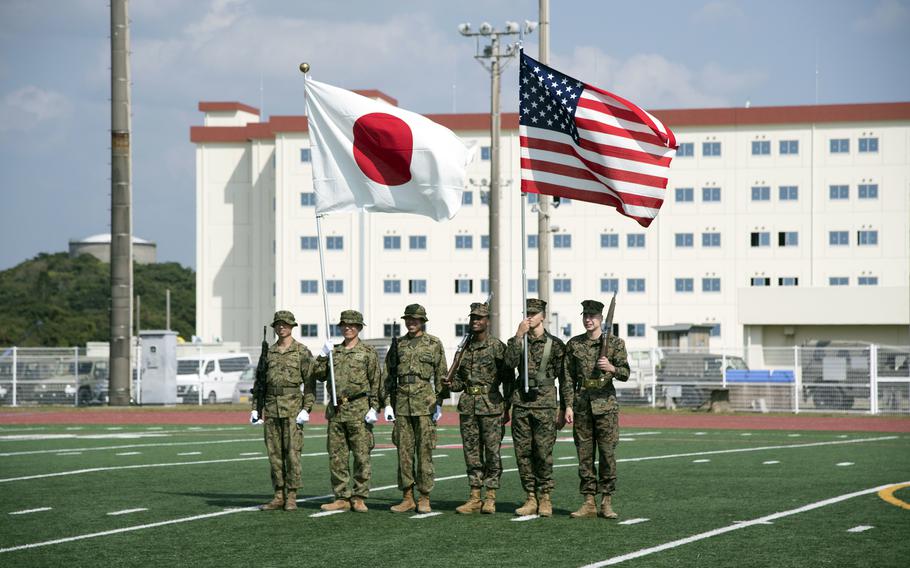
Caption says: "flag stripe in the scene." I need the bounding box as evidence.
[520,157,665,209]
[521,179,657,227]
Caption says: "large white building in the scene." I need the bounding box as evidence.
[191,97,910,359]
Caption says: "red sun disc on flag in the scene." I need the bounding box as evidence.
[353,112,413,186]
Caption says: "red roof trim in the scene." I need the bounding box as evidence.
[198,101,260,115]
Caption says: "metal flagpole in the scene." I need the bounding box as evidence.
[521,193,529,394]
[315,214,337,406]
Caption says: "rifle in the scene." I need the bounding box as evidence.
[386,336,400,410]
[251,326,268,416]
[443,293,493,388]
[594,291,618,379]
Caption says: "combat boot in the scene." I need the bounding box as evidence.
[455,488,483,514]
[350,496,368,513]
[514,492,538,516]
[481,489,496,514]
[537,492,553,517]
[417,493,432,514]
[570,495,597,518]
[390,488,416,513]
[259,488,284,511]
[600,494,618,519]
[284,490,297,511]
[320,498,351,512]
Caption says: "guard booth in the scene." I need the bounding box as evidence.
[654,324,714,353]
[138,330,178,404]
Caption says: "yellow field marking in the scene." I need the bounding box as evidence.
[877,482,910,510]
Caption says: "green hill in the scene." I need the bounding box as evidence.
[0,252,194,346]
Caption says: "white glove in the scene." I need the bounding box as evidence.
[320,340,333,357]
[384,405,395,422]
[295,409,310,425]
[250,410,263,425]
[432,404,442,422]
[365,408,378,424]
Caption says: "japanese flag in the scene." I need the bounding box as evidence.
[304,79,469,221]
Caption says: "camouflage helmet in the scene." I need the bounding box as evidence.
[401,303,429,321]
[469,302,489,317]
[271,310,297,327]
[338,309,365,326]
[526,298,547,315]
[580,300,605,315]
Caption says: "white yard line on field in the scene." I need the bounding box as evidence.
[580,480,910,567]
[511,514,539,522]
[847,525,874,533]
[0,435,327,458]
[309,510,346,518]
[115,452,141,456]
[8,508,52,515]
[618,518,649,525]
[410,512,443,519]
[107,508,147,516]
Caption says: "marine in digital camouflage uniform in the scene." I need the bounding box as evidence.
[565,300,630,519]
[313,310,381,513]
[256,310,316,511]
[384,304,448,514]
[448,302,510,514]
[503,298,569,517]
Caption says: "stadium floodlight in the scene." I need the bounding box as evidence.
[504,21,519,33]
[479,22,493,35]
[524,20,538,34]
[457,23,471,35]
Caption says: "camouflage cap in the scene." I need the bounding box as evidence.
[469,302,489,317]
[401,303,429,321]
[271,310,297,327]
[580,300,605,315]
[338,309,365,326]
[526,298,547,315]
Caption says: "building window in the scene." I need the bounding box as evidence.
[780,140,799,155]
[600,234,618,248]
[300,280,318,294]
[858,137,879,153]
[528,234,538,249]
[702,187,721,202]
[480,235,490,249]
[858,276,879,286]
[601,278,619,293]
[778,277,799,286]
[702,232,721,248]
[383,235,401,250]
[750,277,771,287]
[455,235,473,249]
[301,236,318,250]
[300,148,311,162]
[829,277,849,286]
[455,323,471,337]
[527,193,540,205]
[409,235,427,250]
[857,230,878,246]
[778,231,799,247]
[328,324,343,337]
[409,279,427,294]
[858,184,878,199]
[674,233,694,248]
[702,277,721,292]
[455,279,473,294]
[674,278,694,292]
[462,191,473,205]
[627,323,646,337]
[383,280,401,294]
[829,185,849,200]
[750,232,770,247]
[326,236,343,250]
[751,186,770,201]
[627,234,646,248]
[527,278,538,293]
[300,192,316,206]
[383,323,401,338]
[553,234,572,248]
[677,142,694,157]
[300,324,318,337]
[779,185,799,201]
[480,191,490,206]
[675,187,694,202]
[481,146,491,160]
[553,278,572,293]
[703,141,721,157]
[480,279,489,294]
[829,231,849,246]
[751,140,770,155]
[709,324,721,337]
[830,138,849,153]
[326,279,343,294]
[627,278,646,293]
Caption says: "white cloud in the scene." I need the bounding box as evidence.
[855,0,910,33]
[0,86,72,131]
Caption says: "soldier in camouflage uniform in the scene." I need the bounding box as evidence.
[565,300,630,519]
[384,304,448,514]
[447,302,510,515]
[252,310,316,512]
[313,310,381,513]
[503,298,569,517]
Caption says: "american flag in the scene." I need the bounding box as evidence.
[519,51,677,227]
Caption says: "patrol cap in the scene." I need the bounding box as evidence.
[271,310,297,327]
[338,309,365,326]
[401,303,429,321]
[580,300,605,315]
[526,298,547,315]
[469,302,489,317]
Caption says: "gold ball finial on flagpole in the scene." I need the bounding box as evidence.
[299,62,310,74]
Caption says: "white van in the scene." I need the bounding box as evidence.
[176,353,252,404]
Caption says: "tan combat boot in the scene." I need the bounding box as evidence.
[284,489,297,511]
[481,489,496,514]
[320,498,351,512]
[417,493,432,514]
[390,488,416,513]
[514,492,538,516]
[260,488,285,511]
[350,496,368,513]
[455,488,483,514]
[600,494,618,519]
[537,492,553,517]
[570,494,597,518]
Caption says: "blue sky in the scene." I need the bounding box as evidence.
[1,0,908,270]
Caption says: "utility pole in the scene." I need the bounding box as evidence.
[166,288,171,330]
[109,0,132,406]
[537,0,552,306]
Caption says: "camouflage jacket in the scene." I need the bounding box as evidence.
[314,340,381,423]
[384,332,447,416]
[504,331,568,410]
[450,335,510,416]
[564,333,630,407]
[257,340,316,418]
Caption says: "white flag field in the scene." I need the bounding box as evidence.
[304,79,470,221]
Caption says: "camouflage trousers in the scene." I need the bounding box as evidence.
[264,416,303,490]
[392,414,436,494]
[459,413,503,489]
[326,419,372,499]
[511,406,558,493]
[573,396,619,495]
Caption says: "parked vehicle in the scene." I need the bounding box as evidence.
[801,341,910,410]
[176,353,252,404]
[655,352,748,407]
[232,364,256,405]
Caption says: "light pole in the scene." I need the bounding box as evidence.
[458,20,537,338]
